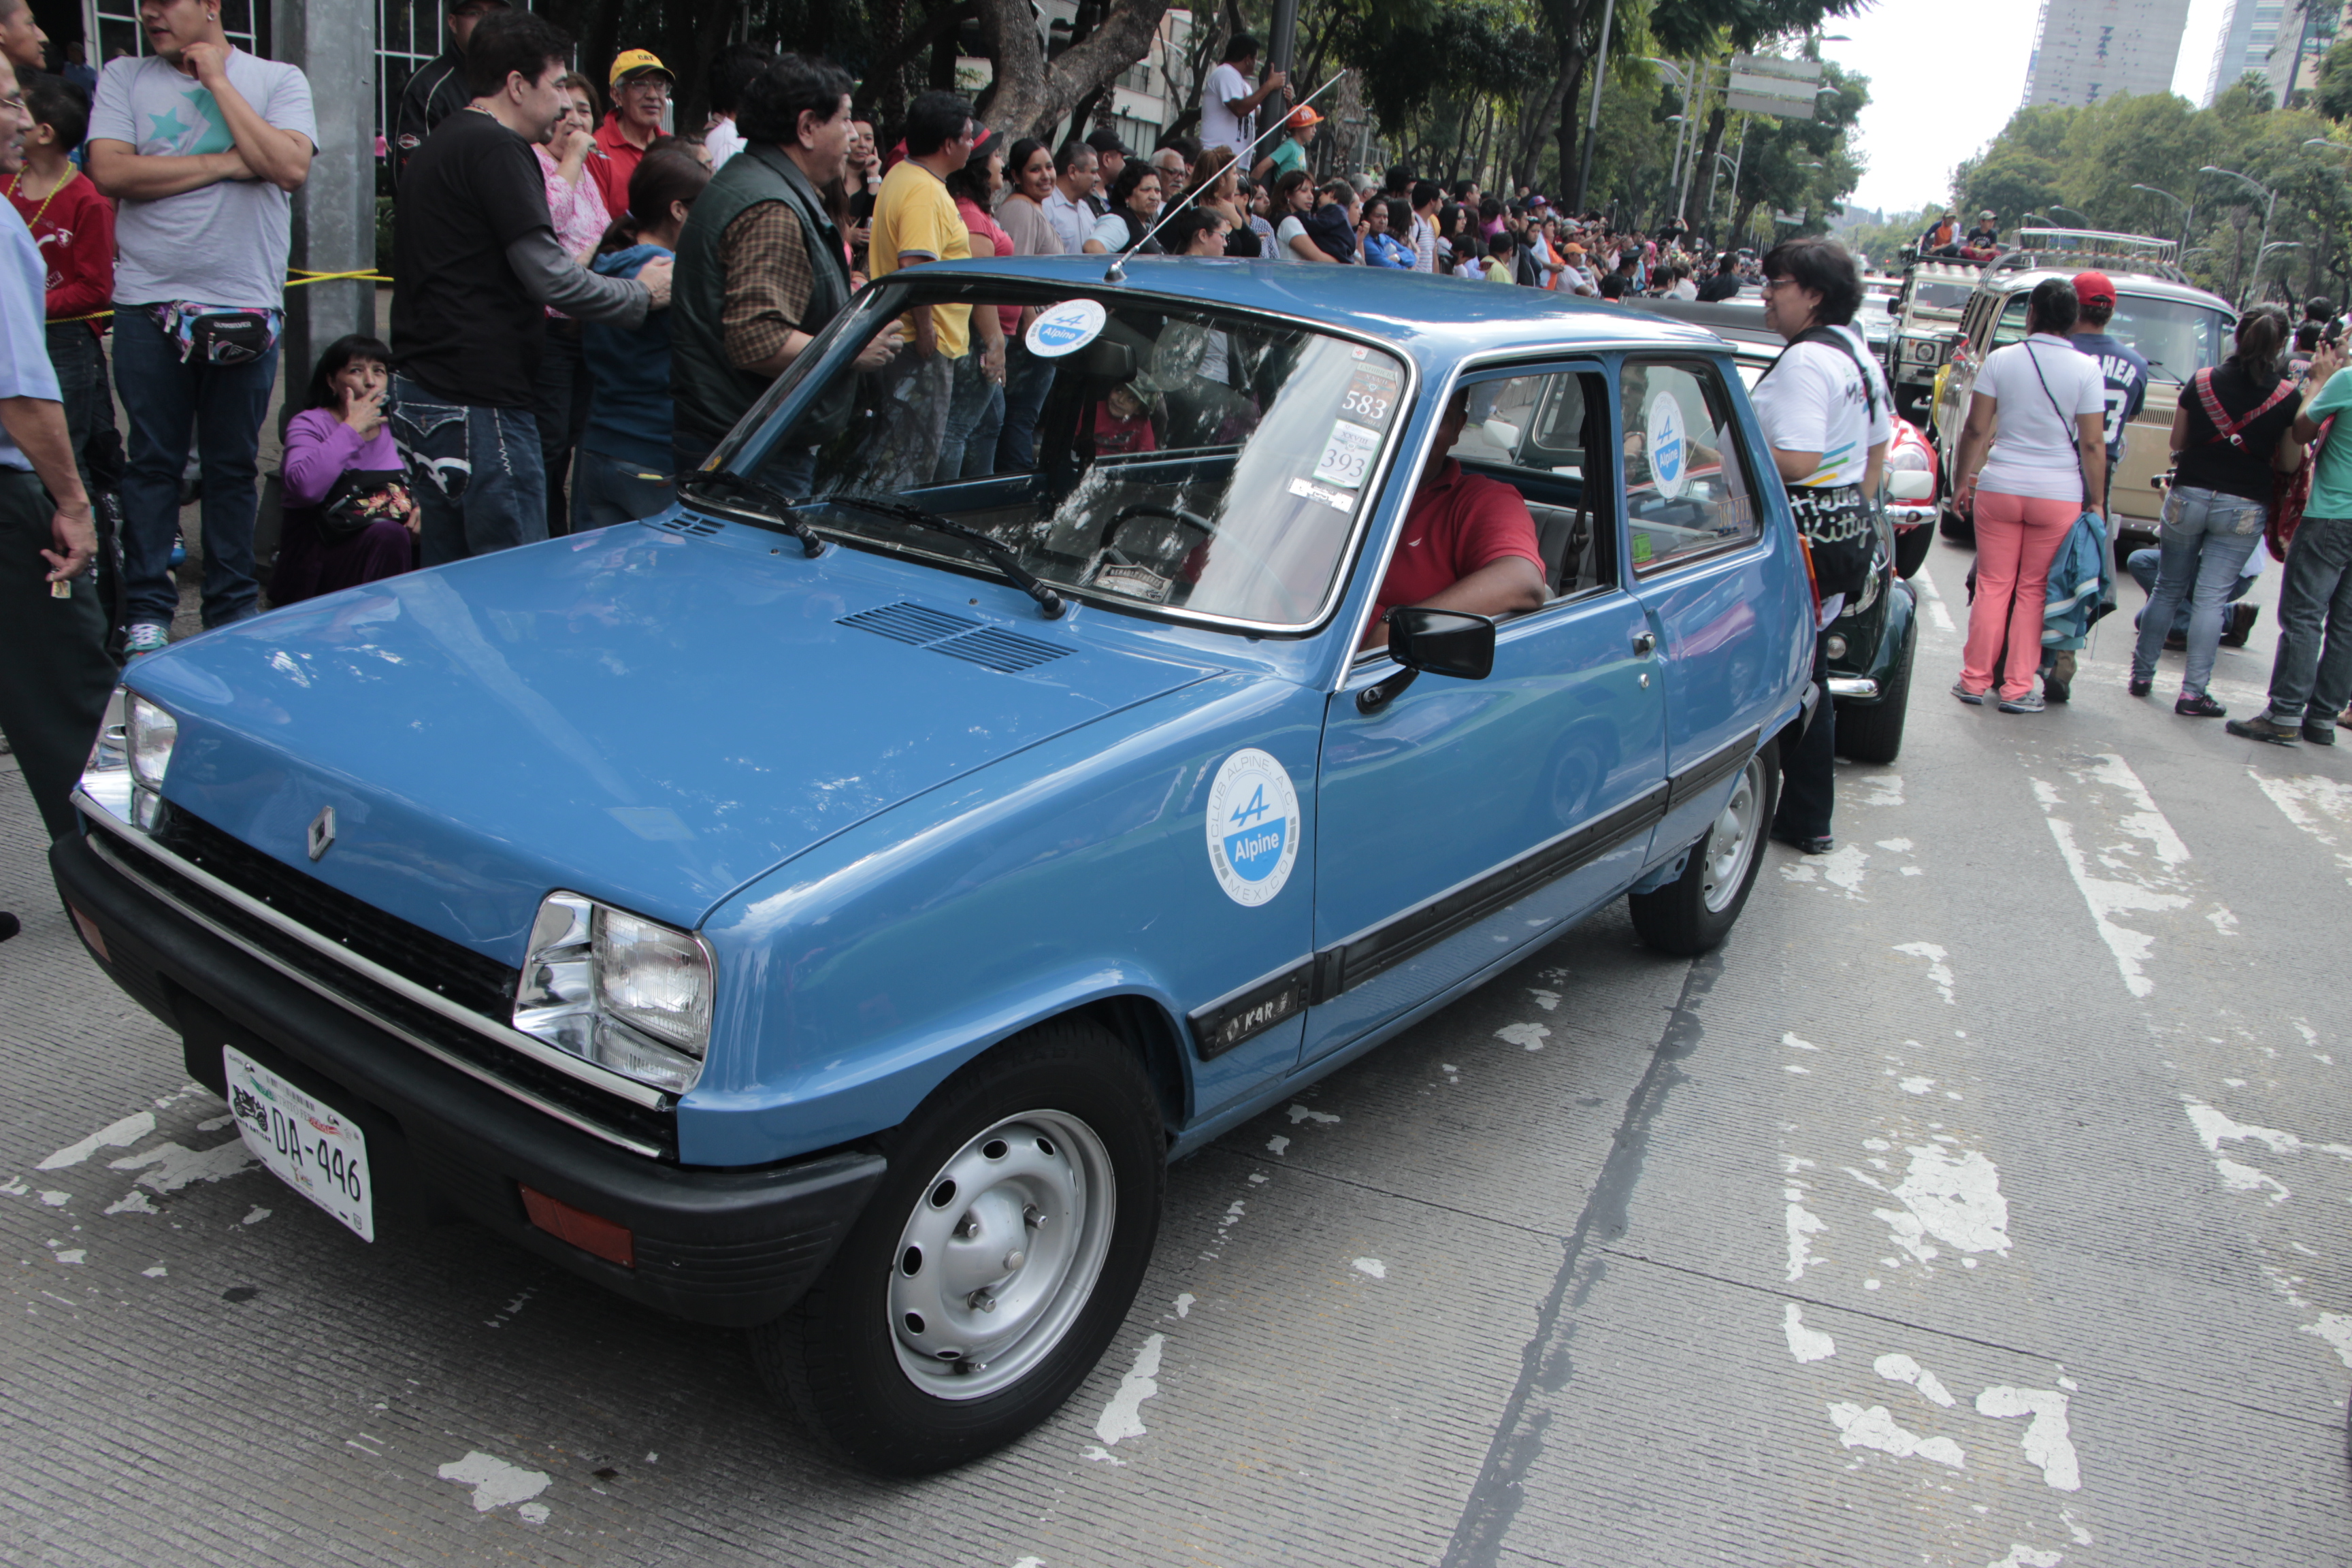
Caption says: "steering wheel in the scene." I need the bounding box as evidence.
[1096,503,1307,621]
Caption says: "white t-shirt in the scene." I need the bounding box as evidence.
[1198,62,1256,158]
[91,50,317,308]
[704,115,745,169]
[1975,334,2104,502]
[1669,278,1698,301]
[1749,323,1893,490]
[1274,214,1310,261]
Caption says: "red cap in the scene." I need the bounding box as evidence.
[2074,270,2117,306]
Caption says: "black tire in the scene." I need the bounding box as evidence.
[1894,522,1932,579]
[1629,745,1779,957]
[751,1018,1164,1475]
[1835,619,1914,766]
[2221,602,2259,648]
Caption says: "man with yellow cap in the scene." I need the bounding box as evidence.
[590,47,672,214]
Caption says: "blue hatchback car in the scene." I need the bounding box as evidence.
[57,260,1813,1473]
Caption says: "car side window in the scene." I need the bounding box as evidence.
[1616,358,1759,577]
[1991,295,2031,348]
[1446,370,1616,600]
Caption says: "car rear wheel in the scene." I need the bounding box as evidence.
[1629,747,1778,957]
[751,1017,1164,1475]
[1834,619,1914,766]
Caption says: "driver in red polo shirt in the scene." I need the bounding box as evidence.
[1362,389,1548,648]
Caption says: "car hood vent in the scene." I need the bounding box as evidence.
[838,602,1071,674]
[653,514,723,536]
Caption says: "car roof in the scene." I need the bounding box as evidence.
[911,256,1732,368]
[1977,267,2232,312]
[1617,296,1783,350]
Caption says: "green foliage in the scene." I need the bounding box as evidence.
[1347,1,1548,130]
[2317,37,2352,121]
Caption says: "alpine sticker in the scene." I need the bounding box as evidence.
[1205,748,1300,907]
[1646,392,1689,500]
[1026,298,1109,357]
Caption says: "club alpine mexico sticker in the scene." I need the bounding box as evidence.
[1205,748,1299,906]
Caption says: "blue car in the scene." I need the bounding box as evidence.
[56,260,1814,1473]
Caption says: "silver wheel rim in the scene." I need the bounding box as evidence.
[888,1109,1116,1401]
[1699,757,1764,914]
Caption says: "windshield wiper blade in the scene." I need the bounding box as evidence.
[822,493,1066,619]
[679,468,830,557]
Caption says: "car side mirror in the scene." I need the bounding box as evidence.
[1357,608,1497,714]
[1886,469,1934,502]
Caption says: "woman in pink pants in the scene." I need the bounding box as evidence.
[1948,277,2109,712]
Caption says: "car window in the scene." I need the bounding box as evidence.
[1617,358,1760,576]
[1446,370,1615,598]
[710,282,1411,632]
[2108,293,2230,383]
[1991,295,2031,348]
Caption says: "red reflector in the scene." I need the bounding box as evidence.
[67,903,108,963]
[519,1184,635,1268]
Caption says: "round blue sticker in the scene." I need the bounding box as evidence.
[1646,393,1689,500]
[1205,749,1300,907]
[1026,299,1109,359]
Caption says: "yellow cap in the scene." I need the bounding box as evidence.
[608,48,674,88]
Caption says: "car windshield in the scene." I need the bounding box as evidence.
[2108,294,2232,383]
[704,280,1411,632]
[1910,280,1973,312]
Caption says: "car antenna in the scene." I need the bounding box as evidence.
[1103,71,1347,284]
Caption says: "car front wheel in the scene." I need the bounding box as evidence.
[1629,747,1779,957]
[751,1018,1165,1475]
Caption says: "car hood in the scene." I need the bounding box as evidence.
[133,525,1218,961]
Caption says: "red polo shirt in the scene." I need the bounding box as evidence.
[589,115,653,216]
[1373,459,1545,623]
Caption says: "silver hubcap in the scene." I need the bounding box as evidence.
[1699,757,1764,913]
[889,1109,1115,1401]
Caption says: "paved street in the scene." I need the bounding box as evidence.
[4,536,2349,1567]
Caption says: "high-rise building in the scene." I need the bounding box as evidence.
[2023,0,2193,108]
[2263,0,2348,102]
[2204,0,2289,103]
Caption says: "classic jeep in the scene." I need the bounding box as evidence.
[56,262,1812,1473]
[1887,256,1987,420]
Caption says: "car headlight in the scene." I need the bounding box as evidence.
[78,687,172,829]
[512,891,713,1094]
[127,694,178,789]
[1886,446,1932,471]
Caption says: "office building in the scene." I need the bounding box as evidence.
[2023,0,2193,107]
[2204,0,2287,103]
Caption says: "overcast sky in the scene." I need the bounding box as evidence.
[1825,0,2234,216]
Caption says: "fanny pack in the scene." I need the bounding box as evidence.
[150,302,284,366]
[316,468,412,546]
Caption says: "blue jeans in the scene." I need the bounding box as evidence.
[994,341,1056,472]
[934,346,1004,483]
[571,448,675,529]
[2129,485,2265,696]
[114,304,278,628]
[389,376,546,566]
[2128,546,2255,637]
[2261,514,2352,725]
[48,323,113,499]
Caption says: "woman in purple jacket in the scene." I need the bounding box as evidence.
[269,336,419,606]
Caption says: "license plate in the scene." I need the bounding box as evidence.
[224,1045,374,1241]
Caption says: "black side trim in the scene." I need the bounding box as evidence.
[1664,727,1761,813]
[1188,962,1313,1060]
[1320,784,1669,1000]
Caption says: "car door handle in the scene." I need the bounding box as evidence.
[1631,631,1656,657]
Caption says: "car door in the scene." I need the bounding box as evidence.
[1303,365,1667,1066]
[1617,353,1799,860]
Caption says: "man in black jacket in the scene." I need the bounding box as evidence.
[392,0,508,170]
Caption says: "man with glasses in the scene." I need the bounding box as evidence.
[589,48,672,216]
[394,0,507,171]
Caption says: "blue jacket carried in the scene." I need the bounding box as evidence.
[2042,507,2114,650]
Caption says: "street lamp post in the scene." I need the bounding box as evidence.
[2251,240,2304,305]
[2200,165,2278,310]
[2130,182,2192,253]
[1569,0,1622,210]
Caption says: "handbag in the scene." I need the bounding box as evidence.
[2270,414,2333,562]
[315,468,413,547]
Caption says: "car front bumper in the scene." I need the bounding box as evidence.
[52,822,887,1328]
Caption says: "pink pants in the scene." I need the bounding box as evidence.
[1963,491,2078,699]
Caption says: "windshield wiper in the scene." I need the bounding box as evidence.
[678,468,830,557]
[821,493,1066,619]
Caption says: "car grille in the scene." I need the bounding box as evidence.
[105,806,678,1158]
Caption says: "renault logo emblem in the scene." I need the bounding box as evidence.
[307,806,337,862]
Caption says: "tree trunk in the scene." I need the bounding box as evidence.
[1554,54,1583,201]
[1733,194,1761,241]
[674,0,738,141]
[1516,50,1576,192]
[973,0,1173,141]
[872,0,910,131]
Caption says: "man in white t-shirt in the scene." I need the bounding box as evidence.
[1748,235,1891,857]
[702,42,775,169]
[1198,34,1285,161]
[88,0,315,653]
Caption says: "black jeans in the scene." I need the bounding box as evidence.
[529,321,591,539]
[1774,637,1836,842]
[0,469,117,840]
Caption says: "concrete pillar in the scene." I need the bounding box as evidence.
[275,0,378,390]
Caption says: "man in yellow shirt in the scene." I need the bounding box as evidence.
[867,89,976,486]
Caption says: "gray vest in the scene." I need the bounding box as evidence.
[670,142,853,445]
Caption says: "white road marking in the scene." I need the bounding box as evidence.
[1851,1144,2012,1267]
[2031,757,2217,999]
[108,1138,255,1194]
[1526,988,1560,1011]
[1266,1135,1289,1156]
[1820,844,1870,896]
[435,1452,551,1512]
[1985,1547,2063,1568]
[1495,1022,1550,1051]
[1785,1200,1827,1282]
[103,1190,157,1216]
[1913,567,1959,632]
[1873,1352,1956,1407]
[1783,1303,1835,1361]
[1352,1257,1386,1279]
[37,1111,156,1171]
[1894,942,1956,1004]
[37,1191,67,1207]
[1173,1293,1193,1319]
[1825,1401,1966,1467]
[1976,1385,2081,1490]
[1092,1333,1165,1447]
[1286,1104,1339,1125]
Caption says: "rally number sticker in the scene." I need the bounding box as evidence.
[1646,393,1689,500]
[1205,748,1300,907]
[1312,420,1382,489]
[1026,298,1109,357]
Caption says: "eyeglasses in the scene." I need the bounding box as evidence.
[0,96,23,114]
[621,79,669,97]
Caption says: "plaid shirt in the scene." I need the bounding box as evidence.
[719,201,817,369]
[1409,212,1437,273]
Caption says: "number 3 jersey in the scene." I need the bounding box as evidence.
[2068,330,2151,468]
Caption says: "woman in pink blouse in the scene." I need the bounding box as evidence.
[529,74,612,538]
